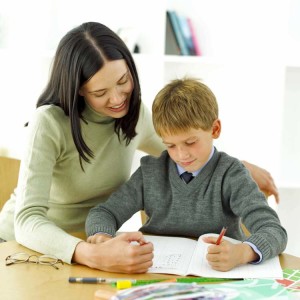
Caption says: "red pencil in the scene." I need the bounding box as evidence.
[216,226,227,245]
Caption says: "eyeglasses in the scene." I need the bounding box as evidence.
[5,252,64,270]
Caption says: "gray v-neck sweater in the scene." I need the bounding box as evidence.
[86,149,287,261]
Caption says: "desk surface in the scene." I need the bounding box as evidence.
[1,241,300,300]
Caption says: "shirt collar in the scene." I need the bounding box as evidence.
[176,147,215,177]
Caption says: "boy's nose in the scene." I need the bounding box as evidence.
[177,147,189,159]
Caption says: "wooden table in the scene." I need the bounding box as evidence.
[1,241,300,300]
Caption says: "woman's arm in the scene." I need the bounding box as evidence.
[14,107,84,263]
[136,103,165,156]
[242,160,279,203]
[73,232,153,273]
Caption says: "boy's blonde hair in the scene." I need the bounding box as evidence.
[152,78,219,137]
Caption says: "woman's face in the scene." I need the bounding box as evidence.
[79,59,134,118]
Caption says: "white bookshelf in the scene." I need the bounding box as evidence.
[1,0,300,254]
[1,0,299,186]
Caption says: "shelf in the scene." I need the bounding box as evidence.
[286,63,300,68]
[163,55,222,65]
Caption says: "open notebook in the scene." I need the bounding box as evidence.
[145,234,283,279]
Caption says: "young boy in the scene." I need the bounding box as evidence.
[85,78,287,272]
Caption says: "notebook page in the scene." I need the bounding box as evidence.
[188,234,283,279]
[146,235,197,276]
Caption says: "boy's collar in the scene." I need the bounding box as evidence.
[176,147,215,177]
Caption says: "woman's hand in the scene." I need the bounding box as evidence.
[202,235,258,271]
[73,231,153,273]
[242,160,279,203]
[87,233,112,244]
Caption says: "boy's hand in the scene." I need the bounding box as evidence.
[203,236,258,271]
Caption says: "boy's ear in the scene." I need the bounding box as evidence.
[212,119,221,139]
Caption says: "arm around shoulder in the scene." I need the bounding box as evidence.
[242,160,279,203]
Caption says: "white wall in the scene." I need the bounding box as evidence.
[277,188,300,257]
[0,0,297,186]
[0,0,165,158]
[0,0,299,256]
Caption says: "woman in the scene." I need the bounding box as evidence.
[0,22,278,273]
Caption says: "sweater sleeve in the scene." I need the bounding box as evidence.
[14,107,82,264]
[85,167,144,237]
[222,159,287,261]
[136,103,165,156]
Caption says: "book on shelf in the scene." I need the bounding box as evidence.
[145,234,283,279]
[187,17,202,56]
[177,13,196,56]
[166,10,189,56]
[165,10,181,55]
[165,10,202,56]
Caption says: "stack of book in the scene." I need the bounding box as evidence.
[165,10,201,56]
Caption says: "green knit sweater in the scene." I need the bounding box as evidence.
[0,102,164,263]
[86,149,287,262]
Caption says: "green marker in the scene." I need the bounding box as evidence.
[176,277,238,284]
[112,277,239,288]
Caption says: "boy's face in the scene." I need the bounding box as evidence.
[162,120,221,172]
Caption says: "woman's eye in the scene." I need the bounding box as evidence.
[94,92,106,98]
[119,78,128,85]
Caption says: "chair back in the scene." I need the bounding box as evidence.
[0,157,21,210]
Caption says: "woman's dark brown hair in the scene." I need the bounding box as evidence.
[33,22,141,167]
